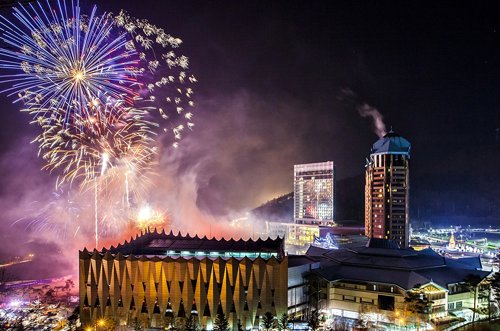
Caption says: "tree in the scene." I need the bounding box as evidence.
[185,314,199,331]
[213,312,229,331]
[163,306,178,330]
[261,312,276,331]
[237,319,244,331]
[98,317,117,331]
[477,279,491,322]
[490,272,500,317]
[464,274,483,325]
[357,303,377,330]
[168,315,179,330]
[278,313,289,331]
[404,287,433,329]
[131,317,144,331]
[308,310,321,331]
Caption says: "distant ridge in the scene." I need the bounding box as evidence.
[250,167,500,226]
[250,175,365,224]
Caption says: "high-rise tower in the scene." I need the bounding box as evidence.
[365,131,410,247]
[294,161,336,226]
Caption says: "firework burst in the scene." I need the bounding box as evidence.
[0,0,197,147]
[33,103,157,191]
[12,188,84,239]
[0,1,141,125]
[112,10,196,147]
[0,0,197,244]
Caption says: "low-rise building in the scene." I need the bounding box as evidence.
[289,238,490,329]
[79,230,288,330]
[80,232,490,330]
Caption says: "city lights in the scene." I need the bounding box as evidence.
[0,0,496,331]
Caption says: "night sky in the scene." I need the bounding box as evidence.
[0,0,499,269]
[99,0,500,218]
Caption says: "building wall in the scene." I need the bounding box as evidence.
[321,280,450,326]
[79,250,288,330]
[287,262,320,320]
[326,281,406,319]
[448,287,487,312]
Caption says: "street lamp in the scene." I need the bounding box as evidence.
[87,318,106,331]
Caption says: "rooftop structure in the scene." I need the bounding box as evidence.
[102,228,285,259]
[307,238,488,290]
[371,131,411,155]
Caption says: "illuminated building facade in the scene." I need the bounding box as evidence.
[266,221,320,254]
[294,161,335,226]
[79,230,288,330]
[365,131,411,248]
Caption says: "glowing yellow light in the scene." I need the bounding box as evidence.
[86,328,92,331]
[73,70,84,82]
[138,204,153,221]
[92,99,99,107]
[98,319,106,326]
[136,205,168,231]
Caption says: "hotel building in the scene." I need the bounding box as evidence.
[365,131,411,248]
[294,161,335,227]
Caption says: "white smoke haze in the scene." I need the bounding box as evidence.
[339,88,387,138]
[357,103,387,138]
[0,89,312,278]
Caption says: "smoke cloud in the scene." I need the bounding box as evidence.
[340,88,387,138]
[0,89,315,279]
[357,103,387,138]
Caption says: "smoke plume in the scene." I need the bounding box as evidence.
[357,103,387,138]
[340,88,387,138]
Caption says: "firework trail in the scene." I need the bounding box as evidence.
[33,104,157,189]
[32,103,157,247]
[11,188,84,239]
